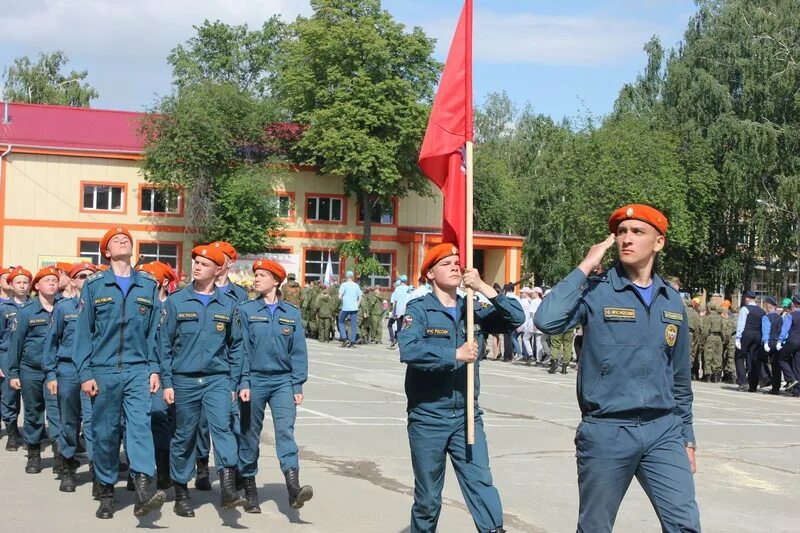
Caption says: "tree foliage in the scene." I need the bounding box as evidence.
[274,0,441,246]
[2,51,98,107]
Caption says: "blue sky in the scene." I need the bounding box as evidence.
[0,0,697,121]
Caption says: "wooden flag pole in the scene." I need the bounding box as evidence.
[465,140,475,445]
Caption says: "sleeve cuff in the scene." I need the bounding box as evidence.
[682,425,696,445]
[46,372,57,383]
[239,380,250,391]
[292,384,303,394]
[79,371,93,384]
[162,377,173,389]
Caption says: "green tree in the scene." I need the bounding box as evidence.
[2,51,98,107]
[274,0,441,248]
[139,81,284,253]
[168,18,287,97]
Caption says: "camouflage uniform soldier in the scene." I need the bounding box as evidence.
[701,302,725,382]
[357,293,371,344]
[368,288,386,344]
[315,290,335,342]
[306,282,322,339]
[722,301,737,383]
[548,329,575,374]
[328,285,341,341]
[686,298,702,380]
[282,273,303,308]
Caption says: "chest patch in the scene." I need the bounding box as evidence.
[278,317,295,325]
[663,311,683,322]
[177,312,198,320]
[603,307,636,321]
[94,296,113,306]
[29,318,48,326]
[64,314,79,320]
[213,314,231,323]
[282,326,292,336]
[215,322,226,332]
[665,324,678,347]
[249,315,269,322]
[425,327,450,337]
[135,297,152,306]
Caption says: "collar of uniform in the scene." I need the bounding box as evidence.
[421,291,463,315]
[608,263,669,297]
[255,298,286,313]
[101,267,145,287]
[185,283,222,304]
[27,298,50,315]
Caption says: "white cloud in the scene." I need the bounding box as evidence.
[427,8,672,66]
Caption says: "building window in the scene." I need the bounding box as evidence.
[270,194,291,219]
[83,184,124,211]
[368,252,393,287]
[79,240,110,265]
[358,201,395,225]
[306,196,343,222]
[141,187,180,214]
[139,243,179,269]
[304,250,340,284]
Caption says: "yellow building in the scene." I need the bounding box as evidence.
[0,102,523,287]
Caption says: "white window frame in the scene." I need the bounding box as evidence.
[306,196,343,222]
[138,242,179,269]
[83,184,124,211]
[368,252,393,287]
[304,250,340,283]
[141,187,180,214]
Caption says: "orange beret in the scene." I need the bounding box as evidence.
[8,267,32,282]
[137,262,167,284]
[608,204,668,235]
[421,243,460,275]
[0,267,11,277]
[721,300,731,309]
[100,226,133,252]
[31,266,59,288]
[158,262,178,284]
[192,245,226,266]
[69,262,97,278]
[97,264,110,272]
[211,241,237,261]
[55,262,74,273]
[252,259,286,283]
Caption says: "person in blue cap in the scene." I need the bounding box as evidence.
[337,270,362,348]
[535,204,700,533]
[399,243,524,533]
[73,227,165,519]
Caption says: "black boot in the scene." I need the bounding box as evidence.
[132,473,166,518]
[25,444,42,474]
[488,528,506,533]
[561,363,568,375]
[90,464,100,500]
[53,441,63,477]
[59,456,78,492]
[547,359,558,374]
[219,467,245,509]
[285,469,313,510]
[173,483,195,517]
[5,423,22,451]
[712,372,722,383]
[194,457,211,491]
[156,449,172,490]
[126,472,135,491]
[242,476,261,514]
[96,484,115,519]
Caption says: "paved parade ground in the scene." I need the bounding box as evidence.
[1,338,799,532]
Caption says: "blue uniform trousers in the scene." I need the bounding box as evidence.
[170,374,238,484]
[408,411,503,533]
[576,414,700,533]
[150,390,174,452]
[195,408,210,458]
[1,374,20,425]
[20,367,61,446]
[238,373,298,477]
[56,363,93,460]
[91,369,155,485]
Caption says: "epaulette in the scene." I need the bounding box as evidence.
[86,272,104,283]
[281,300,299,311]
[137,270,157,284]
[19,299,35,309]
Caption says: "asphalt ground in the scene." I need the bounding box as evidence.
[1,337,798,532]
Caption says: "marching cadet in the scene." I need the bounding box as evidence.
[399,243,524,533]
[236,259,313,513]
[687,297,701,379]
[775,295,800,395]
[1,267,30,451]
[159,245,246,517]
[305,281,322,339]
[315,288,336,342]
[548,329,575,374]
[43,262,97,492]
[368,287,387,344]
[137,261,177,490]
[7,267,63,475]
[721,300,738,383]
[74,227,165,519]
[702,301,725,382]
[535,204,700,532]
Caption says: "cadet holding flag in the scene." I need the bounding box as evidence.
[73,227,165,520]
[7,267,63,475]
[160,245,246,517]
[236,259,312,513]
[535,204,700,533]
[43,262,97,492]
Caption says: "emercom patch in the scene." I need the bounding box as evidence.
[663,311,683,322]
[603,307,636,321]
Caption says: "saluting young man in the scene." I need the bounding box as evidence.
[235,259,312,513]
[0,267,30,450]
[73,227,165,519]
[43,262,98,492]
[535,204,700,533]
[7,267,63,475]
[399,243,524,533]
[159,245,246,517]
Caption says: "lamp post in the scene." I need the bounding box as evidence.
[756,198,800,290]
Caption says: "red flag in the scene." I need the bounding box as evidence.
[418,0,473,264]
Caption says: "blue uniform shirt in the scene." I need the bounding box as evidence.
[235,298,308,394]
[399,292,524,417]
[73,269,161,383]
[0,299,28,371]
[7,298,54,378]
[158,284,244,389]
[534,264,696,444]
[218,282,249,305]
[42,296,82,382]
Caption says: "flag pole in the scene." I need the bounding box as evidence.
[465,140,475,445]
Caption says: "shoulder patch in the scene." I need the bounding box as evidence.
[86,272,103,283]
